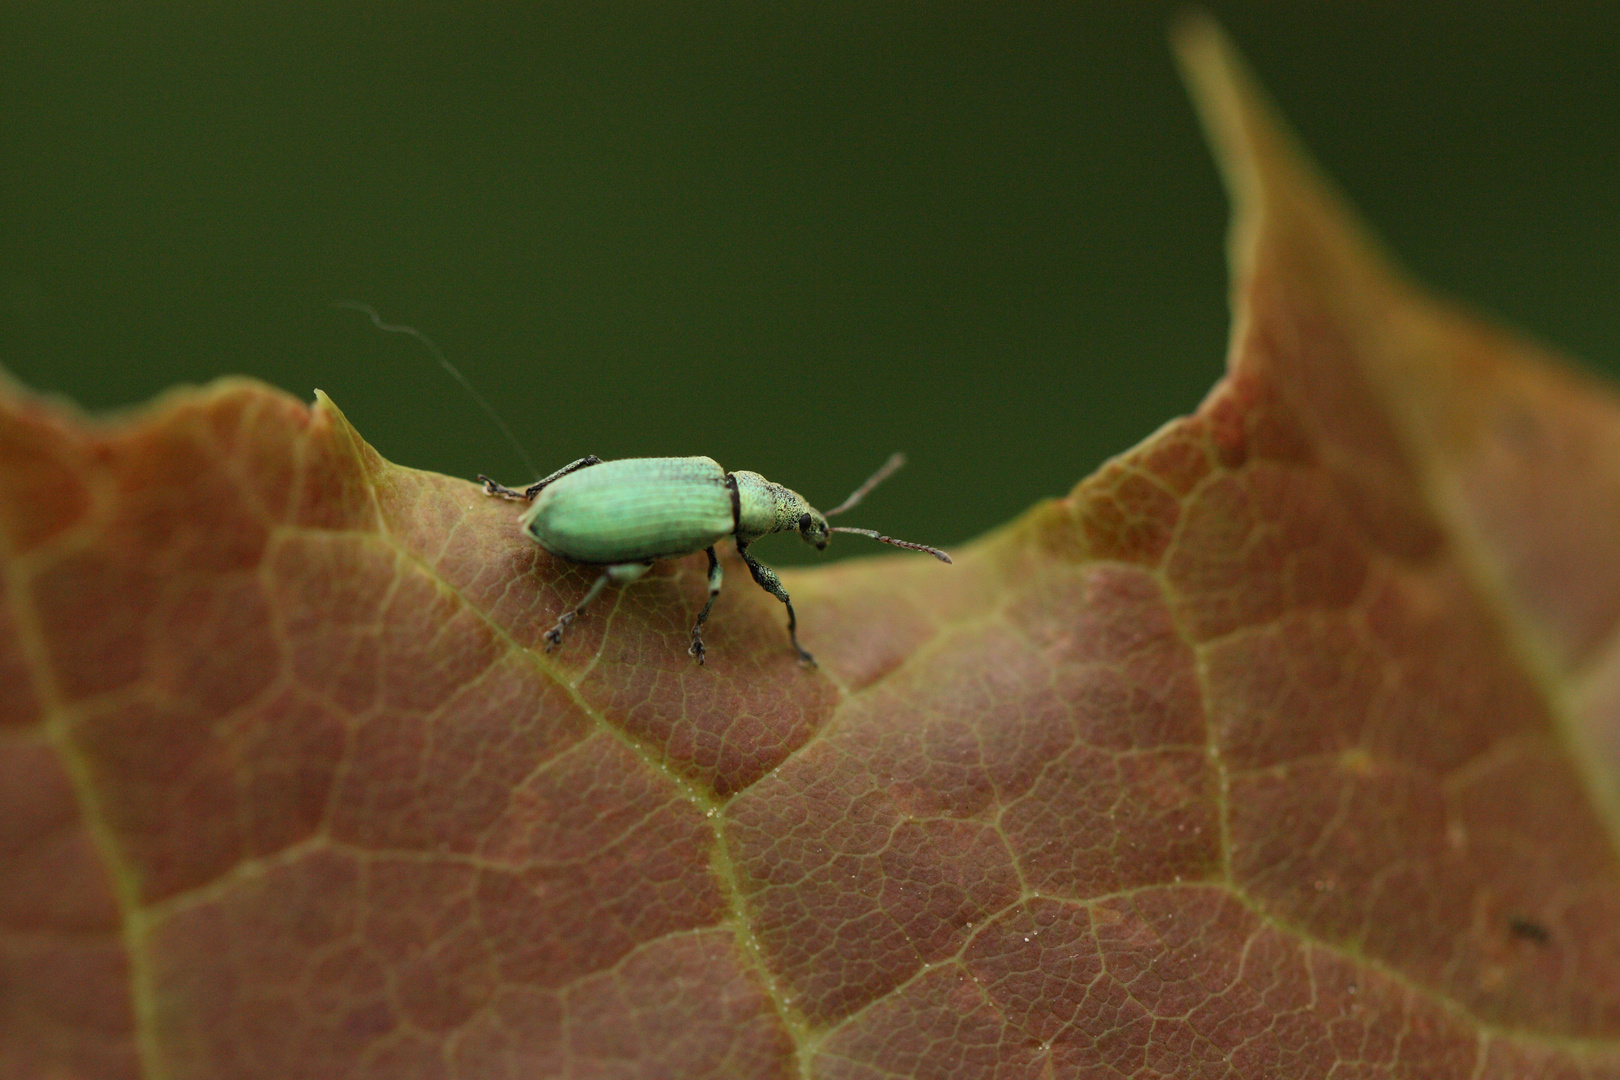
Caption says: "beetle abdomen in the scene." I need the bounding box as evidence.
[521,456,735,563]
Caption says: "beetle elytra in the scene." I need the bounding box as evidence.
[481,452,950,666]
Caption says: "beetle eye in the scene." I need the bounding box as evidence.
[798,513,812,531]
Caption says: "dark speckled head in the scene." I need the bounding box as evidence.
[796,508,830,550]
[732,458,951,563]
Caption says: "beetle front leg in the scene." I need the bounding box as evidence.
[480,455,604,501]
[688,546,723,665]
[737,543,815,667]
[544,561,648,652]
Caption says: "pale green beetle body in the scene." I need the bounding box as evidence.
[483,452,948,666]
[523,456,737,564]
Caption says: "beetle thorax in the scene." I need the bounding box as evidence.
[730,471,812,544]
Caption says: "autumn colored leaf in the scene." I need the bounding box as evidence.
[6,17,1620,1080]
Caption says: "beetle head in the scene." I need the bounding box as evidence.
[797,508,830,550]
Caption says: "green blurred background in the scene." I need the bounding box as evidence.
[3,3,1617,562]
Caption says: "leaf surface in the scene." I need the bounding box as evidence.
[4,17,1620,1080]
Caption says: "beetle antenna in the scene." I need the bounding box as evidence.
[829,527,951,563]
[334,301,542,479]
[824,452,906,517]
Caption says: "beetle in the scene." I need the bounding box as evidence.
[479,452,950,665]
[334,302,949,665]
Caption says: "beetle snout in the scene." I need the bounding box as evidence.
[798,510,830,550]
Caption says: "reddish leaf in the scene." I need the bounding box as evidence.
[5,17,1620,1079]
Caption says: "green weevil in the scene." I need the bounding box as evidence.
[480,452,951,666]
[335,301,950,666]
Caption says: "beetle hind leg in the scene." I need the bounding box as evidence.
[543,561,649,653]
[479,476,532,500]
[688,547,723,665]
[481,455,604,502]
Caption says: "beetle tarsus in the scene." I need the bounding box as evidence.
[544,612,576,650]
[786,604,816,667]
[685,546,722,667]
[479,475,532,501]
[543,564,638,655]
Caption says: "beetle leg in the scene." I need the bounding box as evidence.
[522,456,604,500]
[543,571,610,650]
[737,543,815,667]
[544,561,649,652]
[479,478,530,500]
[688,546,723,665]
[480,456,603,501]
